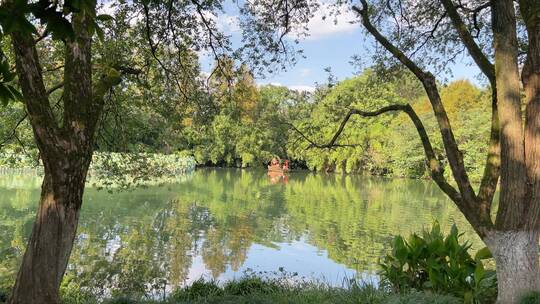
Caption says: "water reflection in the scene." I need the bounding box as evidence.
[0,169,483,297]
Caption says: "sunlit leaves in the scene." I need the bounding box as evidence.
[380,221,497,303]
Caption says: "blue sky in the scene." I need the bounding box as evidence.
[198,4,484,92]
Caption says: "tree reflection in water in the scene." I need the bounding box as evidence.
[0,169,483,298]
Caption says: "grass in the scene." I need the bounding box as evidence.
[52,273,464,304]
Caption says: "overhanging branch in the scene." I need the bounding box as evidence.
[352,0,478,206]
[440,0,500,210]
[289,103,462,203]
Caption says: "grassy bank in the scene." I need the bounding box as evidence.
[0,277,463,304]
[3,276,540,304]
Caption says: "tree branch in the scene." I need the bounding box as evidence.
[11,31,62,152]
[0,112,28,149]
[440,0,495,84]
[352,0,477,206]
[477,91,500,208]
[63,8,95,139]
[289,103,462,203]
[46,82,64,95]
[439,0,500,209]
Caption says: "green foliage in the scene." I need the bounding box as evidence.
[0,151,196,189]
[383,290,461,304]
[288,72,491,181]
[520,291,540,304]
[54,275,462,304]
[0,46,20,106]
[172,279,224,301]
[183,61,298,167]
[0,287,8,304]
[223,276,281,295]
[380,221,496,303]
[60,274,98,304]
[0,150,39,168]
[0,55,493,181]
[288,70,408,174]
[89,152,196,189]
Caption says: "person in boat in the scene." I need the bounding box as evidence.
[268,157,282,172]
[282,159,290,171]
[268,157,279,169]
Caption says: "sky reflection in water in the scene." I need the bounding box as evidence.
[0,168,482,297]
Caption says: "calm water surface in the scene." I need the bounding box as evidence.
[0,168,483,296]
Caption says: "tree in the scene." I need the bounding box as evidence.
[292,0,538,302]
[0,0,306,302]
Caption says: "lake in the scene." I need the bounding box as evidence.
[0,168,483,298]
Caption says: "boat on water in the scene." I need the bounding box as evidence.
[267,158,289,174]
[267,165,287,174]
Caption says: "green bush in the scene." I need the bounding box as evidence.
[60,275,98,304]
[102,297,139,304]
[0,288,9,304]
[171,279,224,301]
[223,276,281,296]
[379,221,497,303]
[521,291,540,304]
[384,290,461,304]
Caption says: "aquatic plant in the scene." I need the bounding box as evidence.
[379,221,497,303]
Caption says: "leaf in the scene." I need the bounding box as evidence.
[0,84,13,106]
[3,70,15,82]
[96,14,113,22]
[93,20,104,41]
[46,12,75,41]
[7,85,22,101]
[463,291,473,304]
[474,247,492,260]
[474,262,485,283]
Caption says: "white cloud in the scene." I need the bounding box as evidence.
[294,4,358,40]
[216,14,241,33]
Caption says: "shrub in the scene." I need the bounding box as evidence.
[0,288,9,304]
[521,291,540,304]
[223,276,281,295]
[384,290,461,304]
[379,221,497,303]
[102,297,139,304]
[171,279,223,301]
[60,275,98,304]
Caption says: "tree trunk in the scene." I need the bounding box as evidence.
[8,159,90,304]
[485,230,540,304]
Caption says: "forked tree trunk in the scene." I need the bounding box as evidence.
[8,158,91,304]
[485,231,540,304]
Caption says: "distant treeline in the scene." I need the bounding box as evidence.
[0,65,490,181]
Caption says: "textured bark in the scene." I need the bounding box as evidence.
[8,157,91,304]
[521,0,540,230]
[477,89,500,215]
[492,0,527,230]
[7,5,99,304]
[485,231,540,304]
